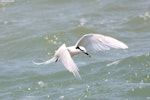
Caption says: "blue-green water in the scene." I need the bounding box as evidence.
[0,0,150,100]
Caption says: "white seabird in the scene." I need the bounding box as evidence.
[33,34,128,79]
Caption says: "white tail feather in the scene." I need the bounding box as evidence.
[33,57,57,65]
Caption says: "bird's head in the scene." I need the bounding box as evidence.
[76,46,91,57]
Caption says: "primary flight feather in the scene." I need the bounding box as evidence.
[33,34,128,79]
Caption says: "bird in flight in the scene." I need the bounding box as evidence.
[33,34,128,79]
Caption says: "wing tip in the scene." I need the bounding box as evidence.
[74,73,82,79]
[32,61,42,65]
[120,44,128,49]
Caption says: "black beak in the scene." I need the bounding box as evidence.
[84,52,91,58]
[76,46,91,57]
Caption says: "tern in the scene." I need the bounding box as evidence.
[33,34,128,79]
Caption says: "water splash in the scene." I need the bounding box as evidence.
[139,12,150,20]
[38,81,45,88]
[106,60,120,67]
[79,18,88,26]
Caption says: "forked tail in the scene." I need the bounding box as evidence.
[32,57,57,65]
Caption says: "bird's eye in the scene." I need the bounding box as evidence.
[76,47,81,50]
[76,46,79,49]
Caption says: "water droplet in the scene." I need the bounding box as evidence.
[128,64,131,67]
[147,97,150,99]
[44,36,49,40]
[140,80,144,84]
[68,88,74,91]
[126,80,129,83]
[54,35,58,40]
[28,88,31,91]
[146,75,149,79]
[38,81,45,88]
[86,85,90,88]
[48,52,51,55]
[86,84,90,92]
[50,39,54,42]
[59,96,64,99]
[105,79,108,82]
[79,18,88,26]
[135,73,138,76]
[139,86,142,89]
[84,95,87,98]
[3,21,9,24]
[53,41,57,44]
[47,95,50,98]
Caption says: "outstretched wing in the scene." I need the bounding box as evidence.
[55,44,81,79]
[75,34,128,51]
